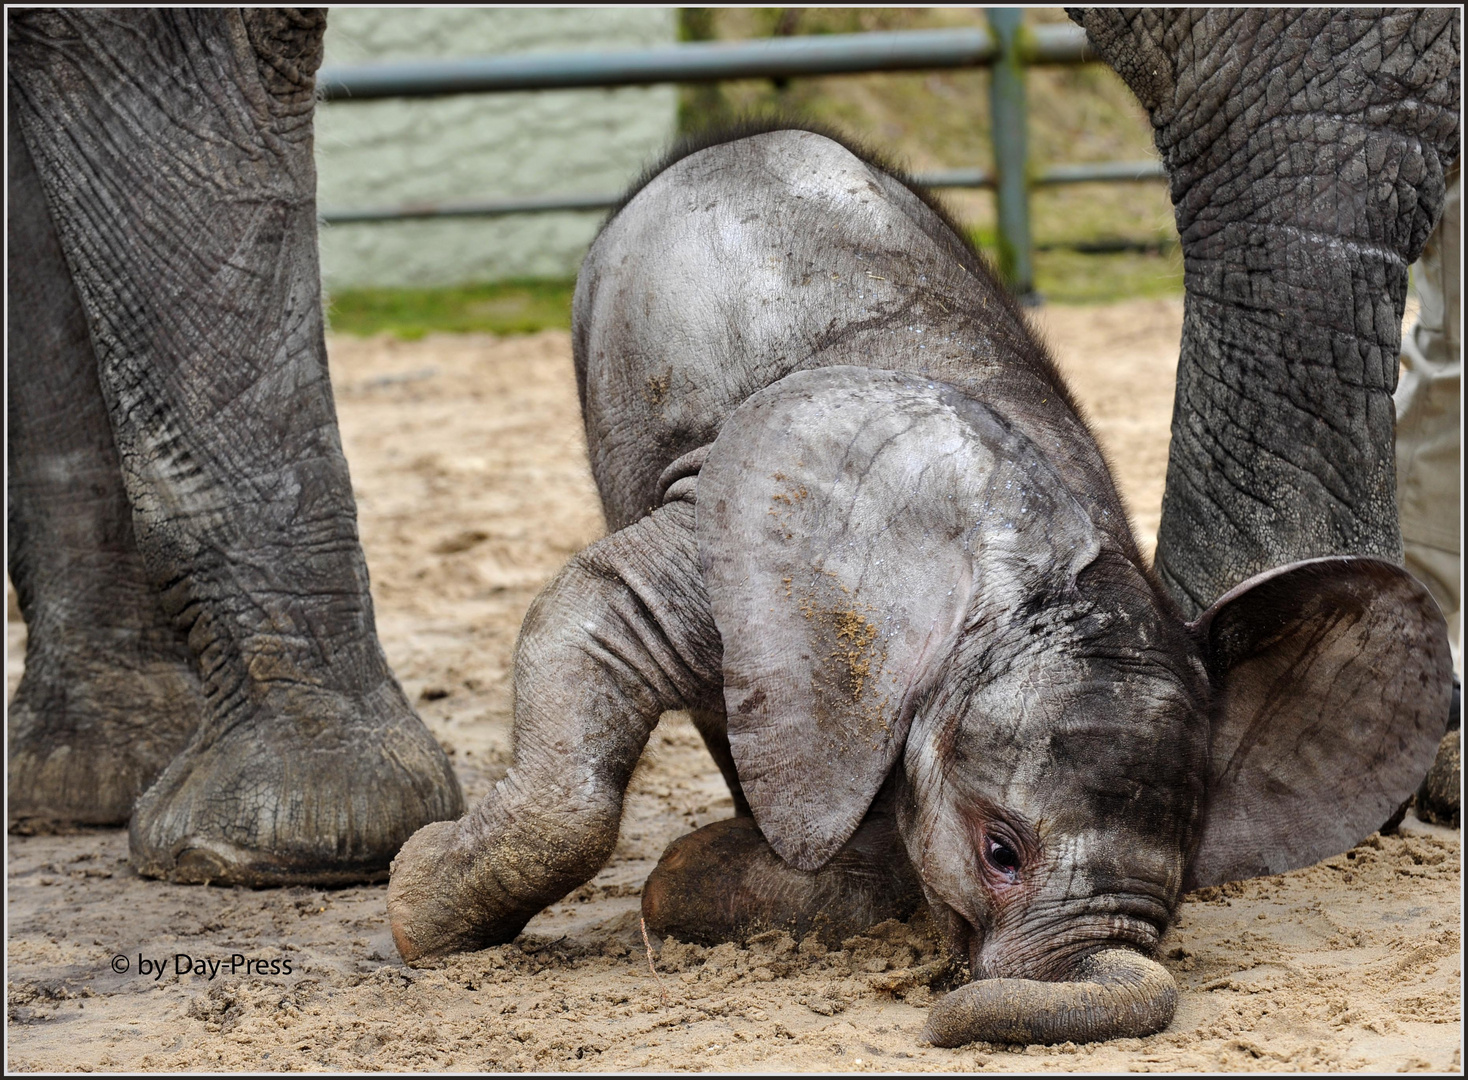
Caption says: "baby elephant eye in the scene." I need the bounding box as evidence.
[984,836,1021,876]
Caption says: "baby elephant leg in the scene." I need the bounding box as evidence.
[687,708,751,817]
[642,778,923,946]
[388,498,721,962]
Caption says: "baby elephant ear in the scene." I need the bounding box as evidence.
[698,366,1098,871]
[1185,557,1452,891]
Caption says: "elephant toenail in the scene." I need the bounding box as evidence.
[390,917,420,963]
[172,846,230,884]
[659,842,691,871]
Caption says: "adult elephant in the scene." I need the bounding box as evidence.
[1068,8,1460,618]
[7,8,463,883]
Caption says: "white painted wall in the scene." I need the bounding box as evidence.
[315,8,677,290]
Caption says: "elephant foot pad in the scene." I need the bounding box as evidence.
[642,817,924,948]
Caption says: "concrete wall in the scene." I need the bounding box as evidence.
[315,8,677,290]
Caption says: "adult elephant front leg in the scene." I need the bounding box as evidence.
[1071,8,1461,615]
[7,97,203,829]
[8,9,461,883]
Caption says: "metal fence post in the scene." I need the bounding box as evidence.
[986,8,1035,299]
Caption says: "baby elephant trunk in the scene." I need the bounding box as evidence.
[924,948,1177,1047]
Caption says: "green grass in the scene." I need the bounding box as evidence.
[968,222,1184,305]
[325,278,576,339]
[1033,248,1183,304]
[322,232,1181,341]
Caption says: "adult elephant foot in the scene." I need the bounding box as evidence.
[7,650,201,831]
[8,76,204,833]
[642,813,924,947]
[128,682,463,886]
[1416,728,1460,828]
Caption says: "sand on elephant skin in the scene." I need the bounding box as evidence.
[6,298,1460,1072]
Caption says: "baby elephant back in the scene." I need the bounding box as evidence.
[573,129,1033,530]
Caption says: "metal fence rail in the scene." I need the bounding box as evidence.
[318,161,1167,225]
[317,14,1165,296]
[316,25,1094,99]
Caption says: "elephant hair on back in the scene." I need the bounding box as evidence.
[572,123,1140,564]
[601,118,1018,317]
[582,119,1081,419]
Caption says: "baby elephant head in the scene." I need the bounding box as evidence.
[697,367,1451,1045]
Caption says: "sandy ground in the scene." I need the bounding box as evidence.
[6,298,1461,1073]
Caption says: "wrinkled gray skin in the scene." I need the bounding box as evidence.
[1073,6,1463,855]
[7,8,463,882]
[6,2,1453,1047]
[388,119,1451,1044]
[1071,8,1461,617]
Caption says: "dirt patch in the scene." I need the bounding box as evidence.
[6,301,1459,1072]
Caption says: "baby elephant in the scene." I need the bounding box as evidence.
[388,128,1451,1046]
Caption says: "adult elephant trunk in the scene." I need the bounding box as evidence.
[924,949,1177,1047]
[1070,9,1461,615]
